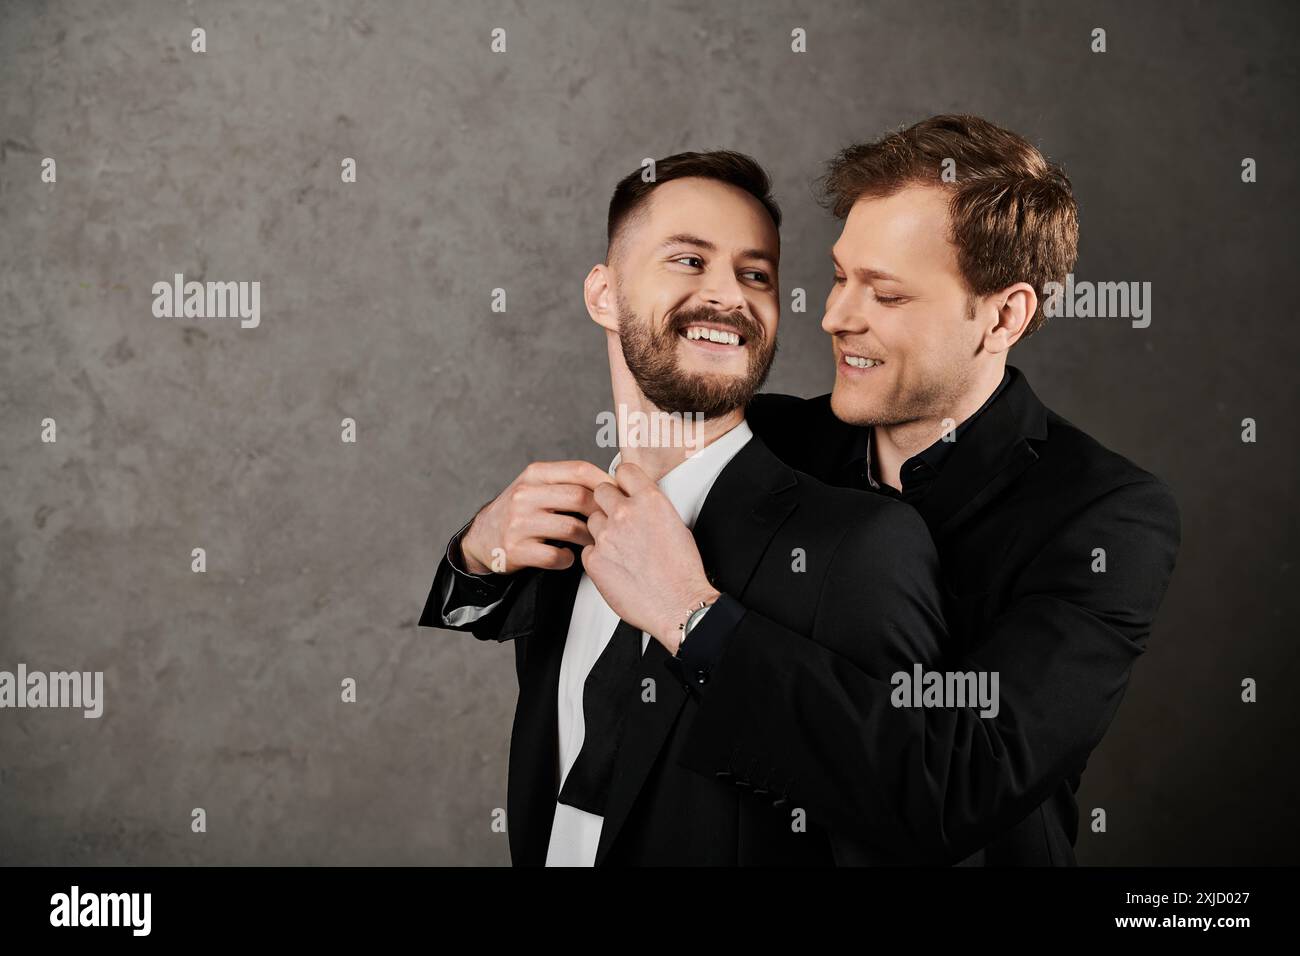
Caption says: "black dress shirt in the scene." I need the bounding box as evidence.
[862,368,1011,502]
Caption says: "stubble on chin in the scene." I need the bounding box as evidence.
[833,366,974,431]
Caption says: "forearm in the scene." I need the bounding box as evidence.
[675,596,1142,863]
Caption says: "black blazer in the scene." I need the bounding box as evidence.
[672,365,1181,865]
[418,433,947,865]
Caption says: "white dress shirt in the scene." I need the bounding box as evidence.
[544,420,753,865]
[437,420,753,865]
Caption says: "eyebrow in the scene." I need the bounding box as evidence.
[661,233,777,266]
[830,249,901,283]
[661,233,716,251]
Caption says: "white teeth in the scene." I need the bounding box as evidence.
[685,327,740,345]
[845,356,882,368]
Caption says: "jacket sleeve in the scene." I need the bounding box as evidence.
[416,522,538,643]
[675,478,1180,863]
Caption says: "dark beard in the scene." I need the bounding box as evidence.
[617,298,777,419]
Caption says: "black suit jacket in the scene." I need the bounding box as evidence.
[672,365,1181,865]
[418,432,947,865]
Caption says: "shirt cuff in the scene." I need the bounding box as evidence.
[439,519,513,625]
[665,593,744,691]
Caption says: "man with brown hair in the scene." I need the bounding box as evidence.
[578,115,1180,865]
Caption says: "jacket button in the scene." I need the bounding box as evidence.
[694,669,709,685]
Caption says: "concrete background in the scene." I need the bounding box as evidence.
[1,0,1296,865]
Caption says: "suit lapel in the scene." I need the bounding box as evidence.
[914,367,1049,540]
[593,435,799,865]
[507,558,583,866]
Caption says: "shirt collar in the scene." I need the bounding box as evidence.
[865,368,1012,494]
[607,419,754,529]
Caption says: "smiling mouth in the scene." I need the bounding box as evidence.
[679,324,746,347]
[843,354,884,368]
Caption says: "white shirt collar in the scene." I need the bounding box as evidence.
[606,419,753,530]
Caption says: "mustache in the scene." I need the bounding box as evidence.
[667,306,765,344]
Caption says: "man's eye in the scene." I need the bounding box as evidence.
[874,293,905,305]
[742,270,769,283]
[673,256,704,268]
[832,274,846,285]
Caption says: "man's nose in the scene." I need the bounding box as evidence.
[701,273,747,313]
[821,295,863,335]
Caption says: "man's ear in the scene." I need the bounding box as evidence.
[584,264,619,333]
[982,281,1037,354]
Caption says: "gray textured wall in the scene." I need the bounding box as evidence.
[1,0,1296,865]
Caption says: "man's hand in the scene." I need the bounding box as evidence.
[459,460,609,575]
[582,462,720,651]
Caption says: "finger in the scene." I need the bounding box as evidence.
[513,541,576,571]
[593,481,627,513]
[587,510,607,539]
[517,483,600,518]
[526,512,594,548]
[614,461,656,495]
[524,460,611,492]
[580,544,594,571]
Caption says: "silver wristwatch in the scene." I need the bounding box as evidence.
[675,600,713,658]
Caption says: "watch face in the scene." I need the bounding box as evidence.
[684,604,710,637]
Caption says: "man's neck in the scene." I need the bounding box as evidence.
[619,407,743,482]
[872,364,1005,491]
[605,331,743,483]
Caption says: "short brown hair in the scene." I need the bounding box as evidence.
[818,114,1078,339]
[607,150,781,262]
